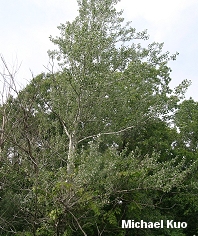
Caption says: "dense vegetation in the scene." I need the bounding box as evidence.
[0,0,198,235]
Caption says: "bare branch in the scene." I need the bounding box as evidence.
[78,125,134,144]
[67,210,87,236]
[0,54,19,96]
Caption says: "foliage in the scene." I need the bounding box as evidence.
[0,0,197,235]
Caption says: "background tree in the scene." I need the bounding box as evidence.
[174,98,198,153]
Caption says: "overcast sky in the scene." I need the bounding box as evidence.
[0,0,198,101]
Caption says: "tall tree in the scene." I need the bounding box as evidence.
[46,0,188,175]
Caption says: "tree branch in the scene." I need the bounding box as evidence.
[0,54,19,96]
[78,125,134,144]
[67,209,87,236]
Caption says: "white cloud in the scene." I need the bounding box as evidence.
[118,0,196,23]
[117,0,197,42]
[27,0,78,20]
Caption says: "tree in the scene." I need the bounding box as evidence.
[45,0,188,175]
[170,98,198,236]
[174,98,198,153]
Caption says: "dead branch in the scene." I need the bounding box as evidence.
[78,125,134,144]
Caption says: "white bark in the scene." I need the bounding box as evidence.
[67,133,76,175]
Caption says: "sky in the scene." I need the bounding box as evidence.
[0,0,198,101]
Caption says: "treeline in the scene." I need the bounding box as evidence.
[0,0,198,235]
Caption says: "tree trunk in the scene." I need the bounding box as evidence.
[67,134,76,175]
